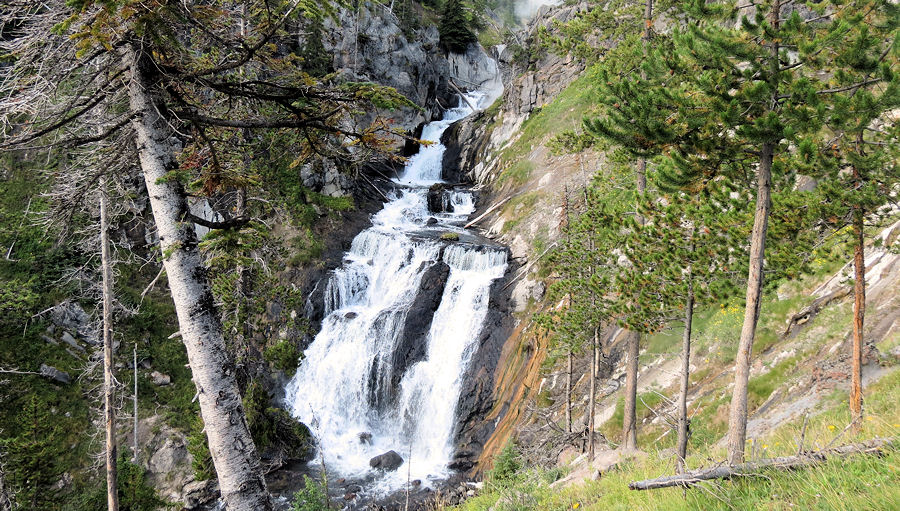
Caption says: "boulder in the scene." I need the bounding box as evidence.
[358,432,373,444]
[60,331,85,353]
[49,301,98,344]
[427,183,452,213]
[150,371,171,386]
[39,364,70,384]
[182,480,217,510]
[369,450,404,471]
[510,278,545,312]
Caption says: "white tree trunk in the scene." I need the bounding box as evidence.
[127,45,272,511]
[100,175,119,511]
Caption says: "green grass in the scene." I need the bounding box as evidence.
[500,191,542,232]
[457,369,900,510]
[495,64,603,188]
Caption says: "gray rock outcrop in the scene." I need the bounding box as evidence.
[39,364,70,384]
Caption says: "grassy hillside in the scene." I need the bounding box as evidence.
[455,249,900,510]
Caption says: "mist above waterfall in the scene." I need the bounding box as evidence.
[515,0,561,21]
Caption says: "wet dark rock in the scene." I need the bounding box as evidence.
[345,311,359,320]
[427,183,452,213]
[39,364,70,384]
[358,432,372,444]
[369,450,404,471]
[451,258,518,475]
[426,217,439,226]
[391,261,450,392]
[440,115,486,185]
[403,122,426,156]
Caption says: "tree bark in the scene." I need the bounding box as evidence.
[630,437,893,490]
[566,350,573,433]
[727,0,780,465]
[622,0,652,451]
[127,44,272,511]
[587,326,598,460]
[850,201,865,424]
[727,141,774,465]
[133,345,138,463]
[622,330,639,449]
[676,270,694,473]
[100,175,119,511]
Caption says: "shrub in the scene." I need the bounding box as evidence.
[265,340,302,375]
[186,415,214,481]
[292,475,329,511]
[488,440,522,486]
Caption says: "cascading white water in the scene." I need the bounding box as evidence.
[285,89,507,495]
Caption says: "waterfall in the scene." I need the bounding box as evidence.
[284,89,507,495]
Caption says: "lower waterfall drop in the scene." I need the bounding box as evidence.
[284,89,507,496]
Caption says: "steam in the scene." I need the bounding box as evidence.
[515,0,561,21]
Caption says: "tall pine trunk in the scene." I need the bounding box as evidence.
[587,326,598,459]
[622,0,653,451]
[850,203,865,424]
[566,351,573,433]
[726,141,773,465]
[726,0,779,465]
[622,330,639,449]
[676,267,694,473]
[127,44,272,511]
[100,175,119,511]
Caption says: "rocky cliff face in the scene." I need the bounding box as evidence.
[320,2,504,135]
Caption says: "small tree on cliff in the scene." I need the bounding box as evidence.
[440,0,477,53]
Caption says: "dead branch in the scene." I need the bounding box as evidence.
[782,287,851,338]
[629,437,895,490]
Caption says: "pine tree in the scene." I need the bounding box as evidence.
[626,176,750,471]
[1,1,414,507]
[807,0,900,426]
[1,396,64,510]
[440,0,477,53]
[588,0,835,464]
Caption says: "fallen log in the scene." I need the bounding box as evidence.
[782,287,850,338]
[463,196,511,229]
[449,80,478,112]
[629,437,895,491]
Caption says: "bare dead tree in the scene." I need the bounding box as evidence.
[99,175,119,511]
